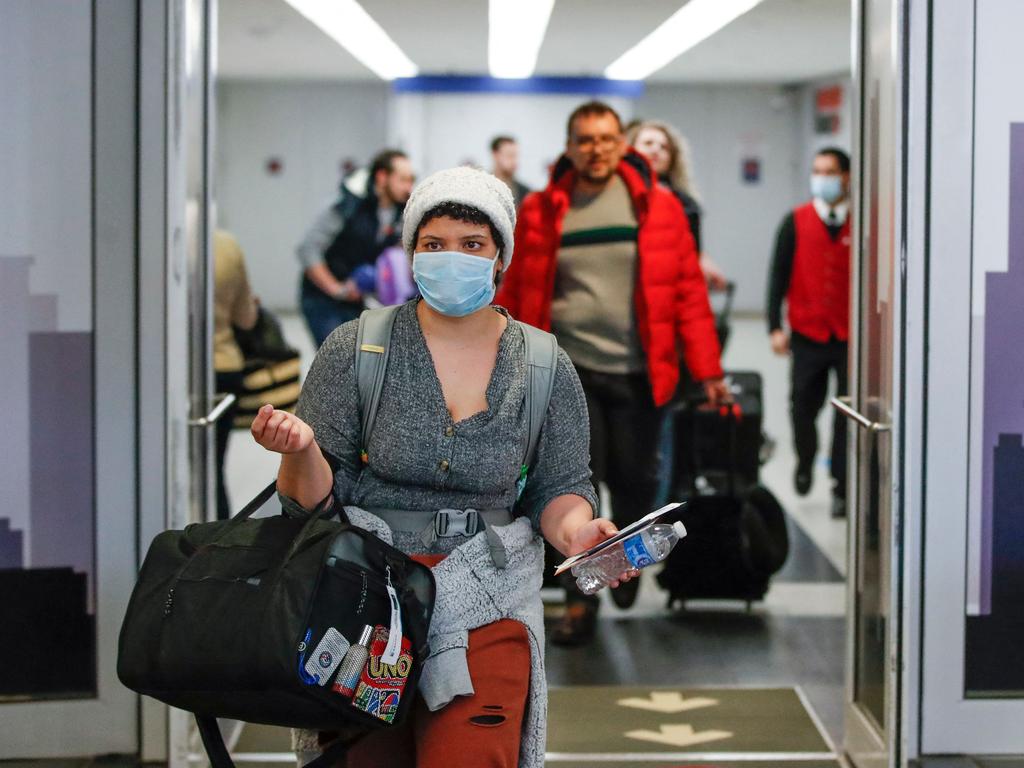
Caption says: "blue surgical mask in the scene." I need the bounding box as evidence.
[412,250,499,317]
[811,174,844,204]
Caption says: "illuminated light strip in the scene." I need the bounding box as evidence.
[282,0,418,80]
[488,0,556,79]
[605,0,767,80]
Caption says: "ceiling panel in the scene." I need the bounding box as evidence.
[217,0,851,83]
[361,0,489,75]
[649,0,852,82]
[218,0,376,79]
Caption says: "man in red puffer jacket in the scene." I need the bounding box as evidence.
[496,101,726,645]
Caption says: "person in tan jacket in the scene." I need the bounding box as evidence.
[213,229,259,519]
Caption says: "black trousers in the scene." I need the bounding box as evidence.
[562,367,666,605]
[790,332,848,497]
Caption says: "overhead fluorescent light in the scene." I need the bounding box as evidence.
[489,0,556,79]
[283,0,418,80]
[605,0,766,80]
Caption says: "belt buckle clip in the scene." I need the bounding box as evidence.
[435,508,479,537]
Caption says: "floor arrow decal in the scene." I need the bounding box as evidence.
[624,724,733,748]
[617,691,719,713]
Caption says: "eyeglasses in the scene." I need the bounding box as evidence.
[571,135,621,151]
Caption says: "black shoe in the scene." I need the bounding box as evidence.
[550,601,598,647]
[794,467,813,496]
[831,496,847,519]
[610,572,641,609]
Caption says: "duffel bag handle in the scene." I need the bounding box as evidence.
[217,480,334,544]
[198,481,336,587]
[196,715,353,768]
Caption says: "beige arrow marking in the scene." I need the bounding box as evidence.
[617,691,719,713]
[625,724,733,748]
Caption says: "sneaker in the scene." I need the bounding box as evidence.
[550,601,598,647]
[831,496,847,519]
[794,467,813,496]
[610,572,641,609]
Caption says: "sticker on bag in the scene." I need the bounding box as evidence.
[351,627,413,723]
[302,627,351,686]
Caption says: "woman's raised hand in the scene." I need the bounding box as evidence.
[251,404,315,454]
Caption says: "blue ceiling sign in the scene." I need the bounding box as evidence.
[392,75,645,97]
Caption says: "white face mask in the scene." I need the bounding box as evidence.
[811,174,844,204]
[411,250,499,317]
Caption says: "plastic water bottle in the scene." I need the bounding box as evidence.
[572,522,687,595]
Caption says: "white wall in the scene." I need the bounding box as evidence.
[215,80,849,314]
[388,91,635,191]
[215,80,390,309]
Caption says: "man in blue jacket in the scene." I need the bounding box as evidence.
[296,149,414,346]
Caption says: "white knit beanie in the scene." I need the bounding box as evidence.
[401,166,517,270]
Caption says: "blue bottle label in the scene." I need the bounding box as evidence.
[623,534,654,569]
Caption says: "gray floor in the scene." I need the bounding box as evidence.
[223,310,851,748]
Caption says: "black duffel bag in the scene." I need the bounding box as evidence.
[117,482,435,768]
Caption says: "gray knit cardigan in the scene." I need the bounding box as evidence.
[286,301,597,766]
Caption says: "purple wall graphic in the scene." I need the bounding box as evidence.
[966,123,1024,694]
[30,332,95,604]
[0,254,97,696]
[979,123,1024,614]
[0,254,94,603]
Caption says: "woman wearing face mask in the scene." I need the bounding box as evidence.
[627,119,727,290]
[251,166,628,767]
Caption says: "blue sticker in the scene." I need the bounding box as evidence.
[297,629,318,685]
[623,534,654,569]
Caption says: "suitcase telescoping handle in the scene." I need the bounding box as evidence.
[688,396,743,497]
[713,280,736,324]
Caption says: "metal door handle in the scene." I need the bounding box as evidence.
[189,393,237,427]
[831,396,890,433]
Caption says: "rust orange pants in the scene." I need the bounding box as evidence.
[335,554,532,768]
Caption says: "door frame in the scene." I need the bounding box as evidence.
[919,0,1024,752]
[844,0,911,765]
[0,1,140,756]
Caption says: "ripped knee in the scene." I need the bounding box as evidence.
[469,705,508,727]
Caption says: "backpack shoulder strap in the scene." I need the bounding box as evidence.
[353,305,401,463]
[520,322,559,471]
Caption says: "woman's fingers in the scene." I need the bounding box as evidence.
[264,410,290,444]
[252,406,312,454]
[250,404,274,440]
[286,422,303,451]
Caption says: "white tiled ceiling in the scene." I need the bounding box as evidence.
[217,0,852,83]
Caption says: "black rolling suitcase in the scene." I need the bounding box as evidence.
[658,374,789,608]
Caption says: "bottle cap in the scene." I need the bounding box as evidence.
[672,521,687,539]
[357,624,374,647]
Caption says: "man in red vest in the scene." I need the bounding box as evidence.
[767,147,851,518]
[497,101,726,645]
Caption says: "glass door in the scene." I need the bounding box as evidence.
[165,1,221,766]
[838,0,901,766]
[920,0,1024,752]
[0,1,141,756]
